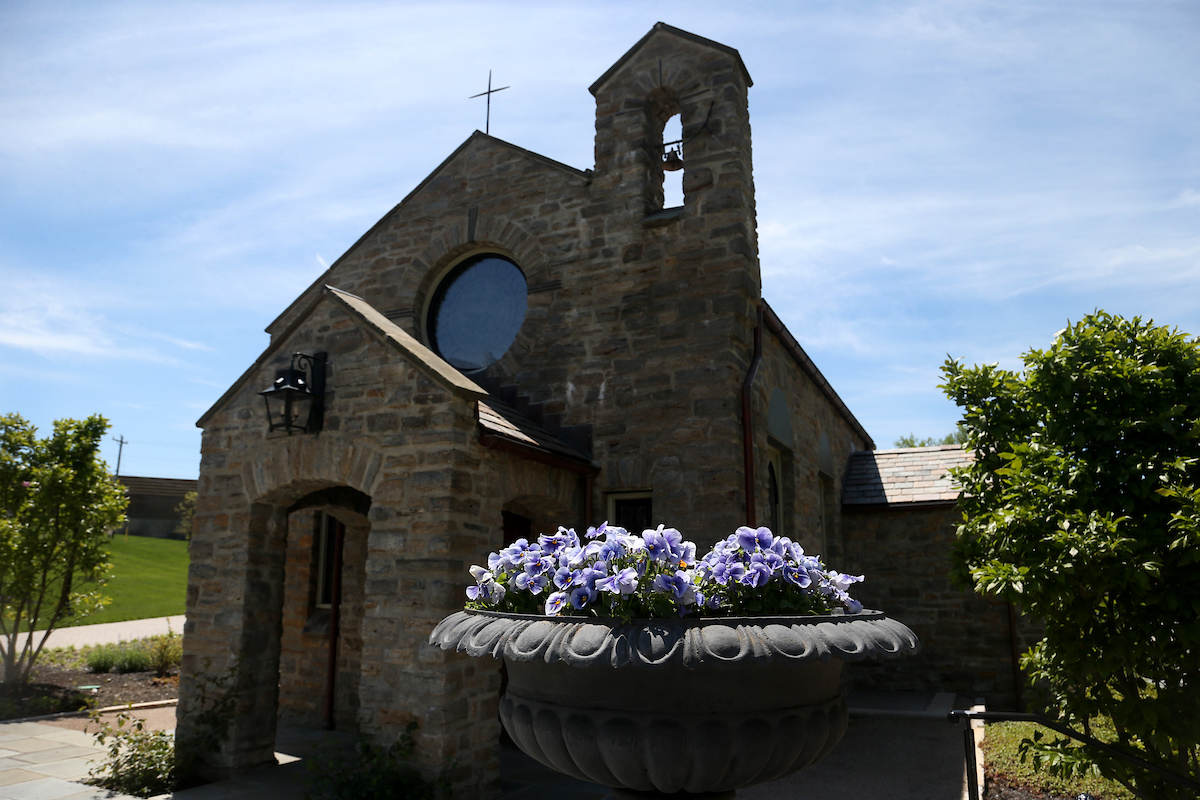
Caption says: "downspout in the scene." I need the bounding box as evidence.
[741,304,764,526]
[322,521,345,731]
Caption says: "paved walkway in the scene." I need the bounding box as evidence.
[9,616,185,656]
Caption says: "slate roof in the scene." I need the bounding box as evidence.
[117,476,197,497]
[842,445,972,507]
[477,400,593,468]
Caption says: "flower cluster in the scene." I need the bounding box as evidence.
[465,523,863,619]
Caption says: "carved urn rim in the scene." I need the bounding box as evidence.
[430,608,920,669]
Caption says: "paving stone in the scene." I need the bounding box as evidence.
[0,769,40,788]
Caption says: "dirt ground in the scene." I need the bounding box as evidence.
[0,664,178,722]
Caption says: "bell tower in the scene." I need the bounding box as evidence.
[589,22,760,292]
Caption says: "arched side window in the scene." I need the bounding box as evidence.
[766,388,793,537]
[817,431,835,557]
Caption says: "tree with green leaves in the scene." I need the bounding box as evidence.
[893,425,969,448]
[942,312,1200,799]
[174,491,197,540]
[0,414,127,685]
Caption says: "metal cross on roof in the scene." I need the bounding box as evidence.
[469,70,509,135]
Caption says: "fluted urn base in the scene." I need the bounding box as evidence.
[430,610,920,796]
[501,687,848,795]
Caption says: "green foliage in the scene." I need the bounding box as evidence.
[303,722,448,800]
[893,425,969,448]
[146,626,182,677]
[941,311,1200,799]
[174,491,196,539]
[88,710,176,798]
[88,660,238,795]
[86,641,152,674]
[0,414,127,685]
[86,644,119,674]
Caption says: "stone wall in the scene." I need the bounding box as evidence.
[752,328,869,558]
[186,25,897,798]
[256,29,766,545]
[840,503,1041,709]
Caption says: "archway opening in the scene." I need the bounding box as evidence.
[277,486,372,732]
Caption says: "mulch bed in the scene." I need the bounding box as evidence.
[0,665,178,721]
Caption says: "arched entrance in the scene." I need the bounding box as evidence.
[278,486,371,731]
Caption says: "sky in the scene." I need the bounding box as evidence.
[1,0,1197,479]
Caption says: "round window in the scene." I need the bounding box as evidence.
[426,254,528,373]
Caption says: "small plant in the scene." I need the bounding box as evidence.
[303,722,447,800]
[86,660,239,795]
[87,709,176,798]
[87,644,119,673]
[114,645,152,674]
[146,626,182,677]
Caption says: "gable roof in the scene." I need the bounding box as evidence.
[842,445,971,508]
[589,22,753,96]
[265,131,590,337]
[197,286,484,428]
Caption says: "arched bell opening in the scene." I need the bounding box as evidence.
[644,87,684,214]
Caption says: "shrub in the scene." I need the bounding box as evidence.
[146,629,182,677]
[87,644,119,674]
[114,646,152,674]
[943,312,1200,799]
[87,710,175,798]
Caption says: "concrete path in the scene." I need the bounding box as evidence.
[9,616,185,655]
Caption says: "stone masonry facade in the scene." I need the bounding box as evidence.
[180,24,1029,797]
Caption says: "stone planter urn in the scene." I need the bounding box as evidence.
[430,609,920,797]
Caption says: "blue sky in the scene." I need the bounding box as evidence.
[1,1,1197,478]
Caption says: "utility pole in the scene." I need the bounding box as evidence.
[112,435,127,476]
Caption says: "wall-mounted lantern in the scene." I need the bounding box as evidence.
[260,352,326,435]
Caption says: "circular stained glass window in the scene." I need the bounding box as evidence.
[427,254,528,373]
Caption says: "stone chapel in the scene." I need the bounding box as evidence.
[180,23,1035,795]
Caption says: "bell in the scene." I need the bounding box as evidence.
[662,146,683,172]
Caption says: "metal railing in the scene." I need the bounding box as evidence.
[949,709,1200,800]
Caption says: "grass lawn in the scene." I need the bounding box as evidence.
[984,720,1136,800]
[14,535,190,631]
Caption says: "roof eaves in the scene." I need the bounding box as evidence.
[589,22,753,96]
